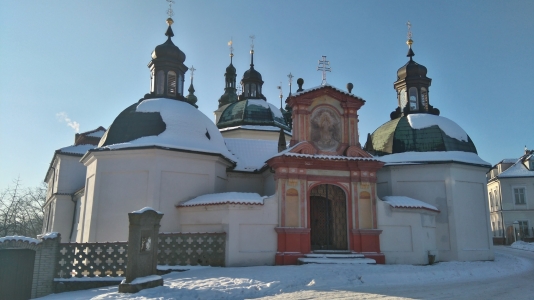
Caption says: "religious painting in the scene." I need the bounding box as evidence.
[310,107,341,151]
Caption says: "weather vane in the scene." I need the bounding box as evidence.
[166,0,175,18]
[287,72,294,94]
[228,38,234,58]
[190,65,196,80]
[249,35,255,51]
[317,56,331,86]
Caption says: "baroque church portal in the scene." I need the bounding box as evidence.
[42,17,494,267]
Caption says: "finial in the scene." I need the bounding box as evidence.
[166,0,175,25]
[317,56,331,86]
[347,82,353,93]
[406,21,415,60]
[297,78,304,92]
[277,83,283,109]
[287,72,294,95]
[190,65,196,81]
[228,39,234,59]
[249,35,255,53]
[249,35,255,67]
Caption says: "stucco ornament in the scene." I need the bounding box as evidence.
[310,107,341,151]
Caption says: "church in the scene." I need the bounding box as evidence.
[41,16,494,266]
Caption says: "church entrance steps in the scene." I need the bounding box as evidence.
[297,252,376,265]
[305,253,365,259]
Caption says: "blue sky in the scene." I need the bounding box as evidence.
[1,1,532,190]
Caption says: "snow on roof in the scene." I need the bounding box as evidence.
[87,129,105,138]
[225,138,279,171]
[101,98,236,162]
[276,152,379,162]
[407,114,468,142]
[58,144,95,155]
[379,151,490,166]
[498,160,534,178]
[501,158,518,164]
[220,125,291,135]
[39,232,59,240]
[179,192,266,207]
[382,196,439,212]
[0,235,41,244]
[131,207,163,214]
[291,83,361,99]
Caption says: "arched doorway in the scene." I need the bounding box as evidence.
[310,184,347,250]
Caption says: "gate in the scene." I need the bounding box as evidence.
[0,249,35,300]
[310,184,347,250]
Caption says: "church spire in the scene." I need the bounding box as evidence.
[143,1,190,105]
[238,35,266,101]
[390,21,437,119]
[218,39,238,108]
[185,66,198,107]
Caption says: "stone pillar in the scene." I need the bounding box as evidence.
[32,233,61,298]
[119,207,164,293]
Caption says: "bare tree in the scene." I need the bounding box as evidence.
[0,178,46,238]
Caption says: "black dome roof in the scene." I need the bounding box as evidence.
[243,67,262,81]
[397,59,428,81]
[151,26,185,63]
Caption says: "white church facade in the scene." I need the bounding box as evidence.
[42,18,494,266]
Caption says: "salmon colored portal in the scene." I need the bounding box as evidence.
[267,85,385,265]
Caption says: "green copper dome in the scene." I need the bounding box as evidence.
[217,99,290,131]
[365,114,477,156]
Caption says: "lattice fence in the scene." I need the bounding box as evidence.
[158,233,225,266]
[55,242,128,278]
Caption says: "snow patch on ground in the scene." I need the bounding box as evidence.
[36,251,533,300]
[407,114,468,142]
[379,151,490,166]
[511,241,534,252]
[179,192,266,207]
[122,275,162,285]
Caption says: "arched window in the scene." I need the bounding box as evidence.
[167,71,177,95]
[409,87,418,110]
[421,88,428,110]
[489,192,494,209]
[399,89,407,109]
[156,70,164,95]
[178,74,183,95]
[251,83,256,97]
[244,83,249,96]
[150,70,155,93]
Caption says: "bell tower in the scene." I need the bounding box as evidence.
[391,22,437,119]
[143,4,190,105]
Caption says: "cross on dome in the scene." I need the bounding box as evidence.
[228,39,234,58]
[166,0,175,18]
[407,21,412,41]
[317,55,331,86]
[190,65,196,80]
[249,35,255,52]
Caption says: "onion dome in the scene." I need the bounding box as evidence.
[217,99,290,131]
[185,82,197,106]
[151,19,186,63]
[98,98,234,162]
[364,114,477,156]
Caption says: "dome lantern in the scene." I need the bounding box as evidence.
[390,22,437,119]
[238,35,266,101]
[218,39,238,108]
[143,17,190,104]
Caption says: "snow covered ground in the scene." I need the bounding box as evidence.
[511,241,534,252]
[37,248,534,300]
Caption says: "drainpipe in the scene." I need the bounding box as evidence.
[69,193,77,242]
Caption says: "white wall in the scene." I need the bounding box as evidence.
[178,195,278,267]
[78,148,233,242]
[376,162,494,262]
[377,200,438,265]
[220,129,291,141]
